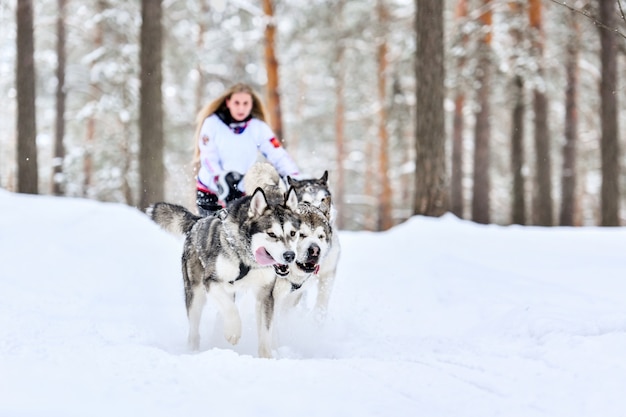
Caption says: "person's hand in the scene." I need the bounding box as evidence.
[217,171,244,203]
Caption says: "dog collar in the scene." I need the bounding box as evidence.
[216,208,228,220]
[289,275,311,292]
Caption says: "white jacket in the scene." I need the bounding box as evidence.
[197,114,299,193]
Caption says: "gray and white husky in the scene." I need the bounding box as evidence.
[287,172,341,316]
[245,163,339,316]
[271,201,333,314]
[147,186,300,358]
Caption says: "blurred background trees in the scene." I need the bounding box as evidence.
[1,0,625,230]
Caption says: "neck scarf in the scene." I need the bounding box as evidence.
[216,108,252,134]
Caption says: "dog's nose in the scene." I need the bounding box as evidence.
[283,251,295,263]
[307,243,320,260]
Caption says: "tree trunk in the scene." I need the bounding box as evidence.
[511,75,526,225]
[191,0,210,208]
[262,0,284,143]
[529,0,553,226]
[330,0,346,229]
[334,45,346,230]
[532,88,553,225]
[16,0,38,194]
[509,0,525,225]
[377,0,393,231]
[364,140,376,230]
[195,0,209,114]
[120,118,134,205]
[139,0,165,209]
[84,0,105,197]
[52,0,67,196]
[598,0,620,226]
[414,0,447,217]
[450,0,468,219]
[560,11,580,226]
[471,0,492,224]
[451,95,465,218]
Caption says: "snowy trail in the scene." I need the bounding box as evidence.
[1,189,626,416]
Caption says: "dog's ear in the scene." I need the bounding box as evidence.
[285,187,299,212]
[278,176,288,194]
[249,187,268,217]
[320,170,328,183]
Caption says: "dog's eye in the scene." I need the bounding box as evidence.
[268,232,277,238]
[300,233,308,238]
[290,230,297,237]
[318,234,325,240]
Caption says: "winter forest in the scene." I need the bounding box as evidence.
[1,0,626,230]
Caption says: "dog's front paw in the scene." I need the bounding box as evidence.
[258,344,273,359]
[225,332,240,345]
[223,316,242,345]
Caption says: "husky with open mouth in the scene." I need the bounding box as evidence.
[147,186,300,358]
[244,163,338,316]
[287,171,341,316]
[271,200,333,313]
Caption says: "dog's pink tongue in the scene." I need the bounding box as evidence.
[255,247,277,266]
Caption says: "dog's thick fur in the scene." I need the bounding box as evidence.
[147,186,300,358]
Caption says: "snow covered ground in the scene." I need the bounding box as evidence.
[1,189,625,417]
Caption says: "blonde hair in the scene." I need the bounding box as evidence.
[193,83,269,166]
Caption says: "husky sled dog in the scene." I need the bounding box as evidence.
[271,200,333,313]
[147,186,300,358]
[287,172,341,316]
[245,163,338,316]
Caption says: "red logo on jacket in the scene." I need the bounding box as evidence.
[269,137,281,148]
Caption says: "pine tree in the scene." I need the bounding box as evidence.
[414,0,448,217]
[139,0,165,209]
[16,0,38,194]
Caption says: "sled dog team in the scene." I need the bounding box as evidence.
[147,163,340,358]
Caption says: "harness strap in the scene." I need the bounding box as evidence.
[229,262,250,285]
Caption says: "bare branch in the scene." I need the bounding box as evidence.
[618,0,626,28]
[547,0,626,40]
